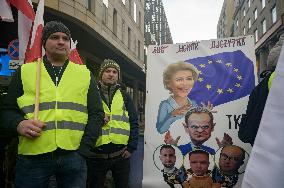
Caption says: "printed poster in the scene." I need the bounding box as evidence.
[144,36,257,188]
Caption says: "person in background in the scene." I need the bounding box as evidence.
[1,21,104,188]
[82,59,139,188]
[238,33,284,146]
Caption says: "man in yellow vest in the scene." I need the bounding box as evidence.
[1,21,104,187]
[82,59,139,188]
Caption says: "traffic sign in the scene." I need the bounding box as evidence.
[7,39,19,60]
[9,59,22,70]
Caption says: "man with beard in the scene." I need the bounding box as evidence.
[160,144,187,188]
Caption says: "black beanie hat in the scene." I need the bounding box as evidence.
[99,59,121,80]
[41,21,71,48]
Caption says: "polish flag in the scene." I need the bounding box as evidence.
[8,0,35,20]
[18,0,34,61]
[24,0,44,63]
[0,0,14,22]
[69,38,83,65]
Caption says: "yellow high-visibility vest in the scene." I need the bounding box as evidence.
[17,60,90,155]
[268,71,275,90]
[96,90,130,147]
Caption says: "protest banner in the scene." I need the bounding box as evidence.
[144,35,256,188]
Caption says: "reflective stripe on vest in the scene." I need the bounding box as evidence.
[21,101,87,114]
[96,90,130,147]
[17,61,90,155]
[101,127,130,136]
[268,71,275,90]
[44,121,86,131]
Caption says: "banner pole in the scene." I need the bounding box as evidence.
[33,58,41,120]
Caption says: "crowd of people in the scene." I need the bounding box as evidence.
[0,18,283,188]
[0,21,142,188]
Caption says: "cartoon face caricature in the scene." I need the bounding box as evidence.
[212,145,248,187]
[154,144,187,187]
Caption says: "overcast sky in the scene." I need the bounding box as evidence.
[162,0,224,43]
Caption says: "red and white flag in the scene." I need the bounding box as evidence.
[0,0,14,22]
[8,0,35,20]
[24,0,44,63]
[69,38,83,65]
[18,0,34,61]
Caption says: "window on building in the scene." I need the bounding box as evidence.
[122,19,125,43]
[133,2,137,22]
[138,11,141,28]
[243,9,246,17]
[85,0,90,9]
[129,0,132,14]
[103,0,108,8]
[122,0,125,5]
[248,19,251,29]
[138,90,144,113]
[126,87,133,98]
[102,1,108,25]
[128,27,131,49]
[262,19,266,34]
[86,0,95,13]
[113,9,117,36]
[138,40,141,59]
[254,29,258,42]
[243,27,246,35]
[271,5,277,23]
[254,8,257,20]
[261,0,265,9]
[146,24,150,32]
[248,0,250,8]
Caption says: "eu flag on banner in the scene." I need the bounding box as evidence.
[186,50,255,106]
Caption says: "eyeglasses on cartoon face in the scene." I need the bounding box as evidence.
[220,153,241,162]
[184,124,210,131]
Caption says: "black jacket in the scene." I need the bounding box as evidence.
[238,72,272,145]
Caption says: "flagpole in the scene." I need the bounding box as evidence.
[34,58,41,120]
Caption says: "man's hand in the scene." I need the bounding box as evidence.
[122,149,131,158]
[103,114,110,125]
[164,131,180,146]
[17,119,45,139]
[216,133,233,148]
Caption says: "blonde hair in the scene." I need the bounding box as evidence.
[163,61,199,91]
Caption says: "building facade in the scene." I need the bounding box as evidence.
[0,0,146,109]
[144,0,173,46]
[219,0,284,75]
[217,1,235,38]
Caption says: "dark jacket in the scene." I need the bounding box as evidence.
[79,82,139,157]
[1,57,104,151]
[238,72,272,145]
[0,92,13,150]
